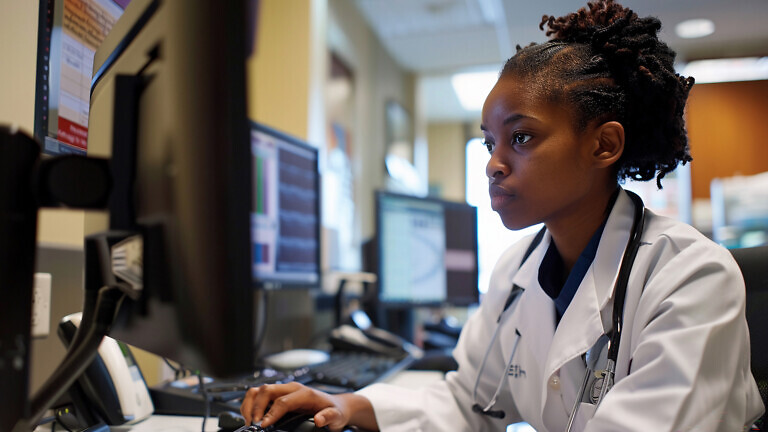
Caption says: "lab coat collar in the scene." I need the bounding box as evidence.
[508,189,636,307]
[544,190,637,410]
[508,190,638,421]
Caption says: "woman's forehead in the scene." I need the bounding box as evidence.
[484,76,560,118]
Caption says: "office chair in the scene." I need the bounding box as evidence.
[730,245,768,429]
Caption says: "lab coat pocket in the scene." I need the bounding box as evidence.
[571,402,597,431]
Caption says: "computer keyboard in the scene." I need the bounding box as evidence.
[151,350,414,416]
[302,351,411,392]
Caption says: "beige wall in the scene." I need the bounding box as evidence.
[427,122,468,201]
[249,0,312,138]
[0,1,37,135]
[426,119,482,202]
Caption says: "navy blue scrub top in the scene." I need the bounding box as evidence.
[538,192,619,321]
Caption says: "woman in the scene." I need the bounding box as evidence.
[241,1,765,430]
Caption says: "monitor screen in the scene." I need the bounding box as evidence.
[34,0,131,156]
[375,192,479,307]
[251,123,321,288]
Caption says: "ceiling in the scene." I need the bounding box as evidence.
[352,0,768,121]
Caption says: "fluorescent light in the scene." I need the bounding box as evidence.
[451,71,498,111]
[679,57,768,83]
[675,19,715,39]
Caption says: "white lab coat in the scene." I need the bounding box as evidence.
[357,190,765,431]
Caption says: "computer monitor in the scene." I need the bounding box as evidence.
[442,200,481,306]
[34,0,131,156]
[86,0,267,379]
[251,123,321,289]
[374,191,479,308]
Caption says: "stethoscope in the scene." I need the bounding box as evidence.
[472,191,646,429]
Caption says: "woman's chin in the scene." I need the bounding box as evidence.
[495,211,537,231]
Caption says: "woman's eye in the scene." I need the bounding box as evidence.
[512,133,533,145]
[483,139,495,154]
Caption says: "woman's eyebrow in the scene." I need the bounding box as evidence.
[480,114,532,132]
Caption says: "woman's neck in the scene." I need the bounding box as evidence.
[546,186,619,273]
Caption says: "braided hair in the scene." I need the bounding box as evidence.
[500,0,694,188]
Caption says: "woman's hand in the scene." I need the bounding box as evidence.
[240,382,378,431]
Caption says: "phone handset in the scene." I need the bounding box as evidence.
[328,324,423,359]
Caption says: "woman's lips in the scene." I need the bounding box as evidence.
[489,184,515,210]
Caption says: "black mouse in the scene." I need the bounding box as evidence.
[218,410,246,431]
[291,418,330,432]
[272,412,330,432]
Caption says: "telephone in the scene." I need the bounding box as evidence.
[328,310,423,359]
[58,313,154,426]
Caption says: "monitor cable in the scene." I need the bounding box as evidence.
[196,370,210,432]
[253,289,269,359]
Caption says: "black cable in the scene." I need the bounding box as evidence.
[163,357,183,380]
[197,370,210,432]
[253,289,269,355]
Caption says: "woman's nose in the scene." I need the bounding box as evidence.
[486,154,508,180]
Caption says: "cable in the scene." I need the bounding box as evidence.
[163,357,184,380]
[197,370,210,432]
[253,289,269,355]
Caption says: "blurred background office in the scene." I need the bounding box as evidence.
[2,0,768,392]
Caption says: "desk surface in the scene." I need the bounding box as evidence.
[115,415,220,432]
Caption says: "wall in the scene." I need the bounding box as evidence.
[248,0,313,139]
[327,0,415,241]
[427,122,468,201]
[426,118,483,202]
[686,80,768,199]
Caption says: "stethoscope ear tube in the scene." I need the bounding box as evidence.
[607,191,645,362]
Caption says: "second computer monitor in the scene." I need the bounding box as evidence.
[375,191,479,307]
[250,123,320,289]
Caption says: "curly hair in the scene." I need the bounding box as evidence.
[500,0,694,188]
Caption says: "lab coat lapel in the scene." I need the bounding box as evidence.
[592,191,636,305]
[507,232,555,371]
[542,190,637,421]
[503,233,556,423]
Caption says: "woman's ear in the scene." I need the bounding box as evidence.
[592,121,624,168]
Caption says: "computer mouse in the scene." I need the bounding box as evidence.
[263,349,330,369]
[291,418,330,432]
[218,410,246,431]
[268,412,330,432]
